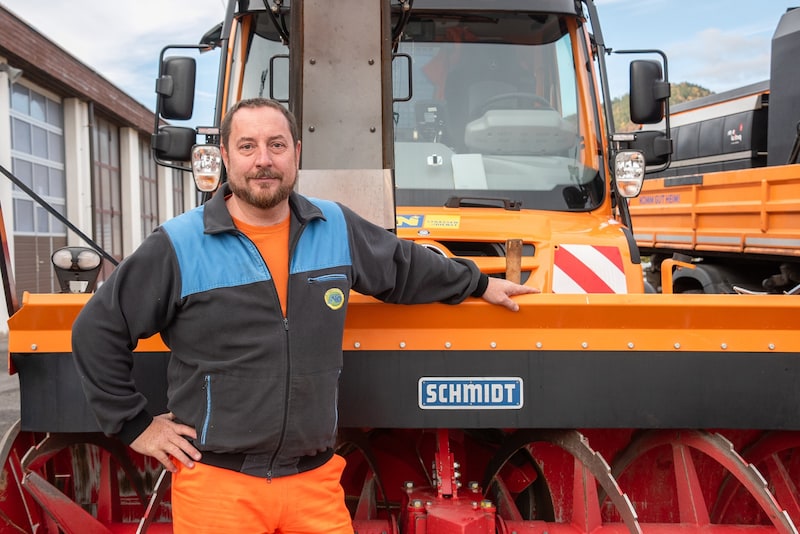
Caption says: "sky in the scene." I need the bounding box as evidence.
[1,0,798,121]
[1,0,226,126]
[595,0,799,97]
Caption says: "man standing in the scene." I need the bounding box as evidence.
[72,98,537,533]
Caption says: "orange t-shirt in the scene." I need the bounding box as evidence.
[233,215,290,315]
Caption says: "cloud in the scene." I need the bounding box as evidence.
[3,0,225,108]
[666,27,771,91]
[594,0,671,15]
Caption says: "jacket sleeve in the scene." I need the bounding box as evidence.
[71,229,181,444]
[341,204,488,304]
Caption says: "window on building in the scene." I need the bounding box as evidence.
[140,136,159,239]
[173,171,186,215]
[9,83,66,297]
[92,115,122,279]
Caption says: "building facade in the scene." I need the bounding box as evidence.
[0,6,197,333]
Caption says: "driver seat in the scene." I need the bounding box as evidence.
[444,51,532,152]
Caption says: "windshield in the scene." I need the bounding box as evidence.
[393,12,603,211]
[227,12,290,106]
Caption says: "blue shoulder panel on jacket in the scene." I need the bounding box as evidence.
[162,207,270,299]
[292,199,352,274]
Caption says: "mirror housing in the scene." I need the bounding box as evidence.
[629,60,670,124]
[616,130,672,167]
[152,126,196,162]
[156,56,196,121]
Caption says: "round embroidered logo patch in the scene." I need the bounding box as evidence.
[324,288,345,310]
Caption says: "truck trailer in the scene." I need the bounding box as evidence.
[628,7,800,294]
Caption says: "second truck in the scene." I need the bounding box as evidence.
[628,7,800,295]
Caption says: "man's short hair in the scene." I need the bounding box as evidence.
[220,98,299,149]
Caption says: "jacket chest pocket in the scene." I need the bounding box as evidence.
[306,273,350,312]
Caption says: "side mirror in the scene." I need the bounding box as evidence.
[156,56,196,121]
[629,60,670,124]
[622,130,672,167]
[152,126,196,162]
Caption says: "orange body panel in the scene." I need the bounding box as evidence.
[629,165,800,258]
[397,206,645,293]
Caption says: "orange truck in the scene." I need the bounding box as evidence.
[1,1,800,533]
[628,8,800,294]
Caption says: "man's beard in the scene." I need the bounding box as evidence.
[229,169,295,209]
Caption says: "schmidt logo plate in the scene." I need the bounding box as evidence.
[418,377,523,410]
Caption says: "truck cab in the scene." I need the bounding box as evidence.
[155,0,670,294]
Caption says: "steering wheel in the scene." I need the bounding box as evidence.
[473,92,554,118]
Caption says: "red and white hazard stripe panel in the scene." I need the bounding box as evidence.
[552,245,627,293]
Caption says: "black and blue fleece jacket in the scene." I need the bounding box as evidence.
[71,183,486,478]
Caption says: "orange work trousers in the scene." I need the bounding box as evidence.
[171,453,353,534]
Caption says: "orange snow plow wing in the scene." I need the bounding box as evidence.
[9,291,798,357]
[9,289,799,432]
[7,292,167,372]
[343,291,800,353]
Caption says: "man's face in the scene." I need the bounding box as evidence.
[221,106,301,210]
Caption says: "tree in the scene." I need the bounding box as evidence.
[611,82,712,132]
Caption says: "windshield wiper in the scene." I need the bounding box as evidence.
[444,196,522,210]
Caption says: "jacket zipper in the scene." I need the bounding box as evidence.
[200,374,211,445]
[266,316,290,482]
[308,273,347,283]
[263,222,307,482]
